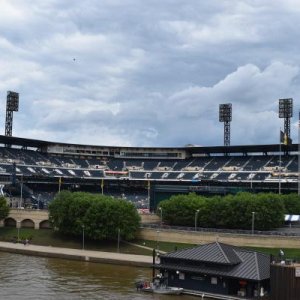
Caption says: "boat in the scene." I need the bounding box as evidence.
[142,285,183,295]
[136,275,183,295]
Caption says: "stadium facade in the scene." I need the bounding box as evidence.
[0,134,298,210]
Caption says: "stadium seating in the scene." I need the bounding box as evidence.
[0,146,297,186]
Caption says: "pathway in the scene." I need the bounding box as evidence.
[0,241,153,267]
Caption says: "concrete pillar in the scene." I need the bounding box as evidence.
[0,220,4,227]
[16,220,21,228]
[34,222,39,230]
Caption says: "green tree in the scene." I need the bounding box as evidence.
[0,196,9,220]
[158,192,285,230]
[158,193,206,226]
[282,193,300,214]
[254,193,285,230]
[49,191,140,241]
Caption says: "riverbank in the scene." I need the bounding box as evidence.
[0,241,153,267]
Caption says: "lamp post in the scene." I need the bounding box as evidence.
[101,179,104,195]
[82,224,85,250]
[147,178,150,211]
[156,230,160,252]
[20,175,23,209]
[195,209,200,231]
[58,177,62,193]
[117,228,120,253]
[37,194,41,210]
[250,166,253,190]
[251,212,256,235]
[158,207,162,227]
[17,221,20,242]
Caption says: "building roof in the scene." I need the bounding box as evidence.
[162,242,242,265]
[159,242,270,281]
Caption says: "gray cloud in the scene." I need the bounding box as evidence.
[0,0,299,147]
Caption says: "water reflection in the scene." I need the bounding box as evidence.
[0,252,201,300]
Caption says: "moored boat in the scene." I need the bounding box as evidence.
[136,274,183,295]
[142,285,183,295]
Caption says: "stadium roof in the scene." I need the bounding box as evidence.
[0,134,296,154]
[187,143,298,155]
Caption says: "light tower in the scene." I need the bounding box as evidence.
[219,103,232,146]
[279,98,293,142]
[298,110,300,196]
[5,91,19,137]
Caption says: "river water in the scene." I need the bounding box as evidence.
[0,252,201,300]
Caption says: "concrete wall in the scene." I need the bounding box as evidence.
[140,213,160,224]
[3,209,50,229]
[138,227,300,249]
[1,210,158,230]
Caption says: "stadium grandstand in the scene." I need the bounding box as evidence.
[0,134,298,211]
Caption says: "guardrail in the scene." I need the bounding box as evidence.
[141,223,300,237]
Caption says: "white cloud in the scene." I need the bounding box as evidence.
[0,1,299,147]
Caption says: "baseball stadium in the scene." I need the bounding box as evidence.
[1,92,299,212]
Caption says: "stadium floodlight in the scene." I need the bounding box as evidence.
[279,98,293,118]
[6,91,19,112]
[219,103,232,122]
[5,91,19,137]
[219,103,232,146]
[278,98,293,145]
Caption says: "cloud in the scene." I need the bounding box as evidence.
[0,1,299,148]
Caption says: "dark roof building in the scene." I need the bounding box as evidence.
[156,242,270,299]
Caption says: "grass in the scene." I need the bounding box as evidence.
[133,239,197,252]
[0,227,152,256]
[134,239,300,260]
[245,246,300,259]
[1,227,300,259]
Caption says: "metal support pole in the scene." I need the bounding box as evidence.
[250,166,253,190]
[224,121,231,146]
[117,228,120,253]
[298,110,300,195]
[20,175,23,209]
[251,212,255,235]
[58,177,61,193]
[17,221,20,242]
[152,248,156,279]
[82,225,85,250]
[279,134,282,195]
[147,180,150,211]
[195,209,200,231]
[158,207,162,227]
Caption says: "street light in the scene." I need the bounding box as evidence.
[251,212,256,235]
[158,207,162,227]
[147,177,150,211]
[17,221,20,242]
[117,228,120,253]
[82,224,85,250]
[250,166,253,190]
[37,194,41,210]
[195,209,200,231]
[20,175,23,209]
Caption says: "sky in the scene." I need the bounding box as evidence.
[0,0,299,148]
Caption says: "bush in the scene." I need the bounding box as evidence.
[49,191,140,241]
[158,192,285,230]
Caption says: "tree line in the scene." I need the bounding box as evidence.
[49,191,140,241]
[158,192,300,230]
